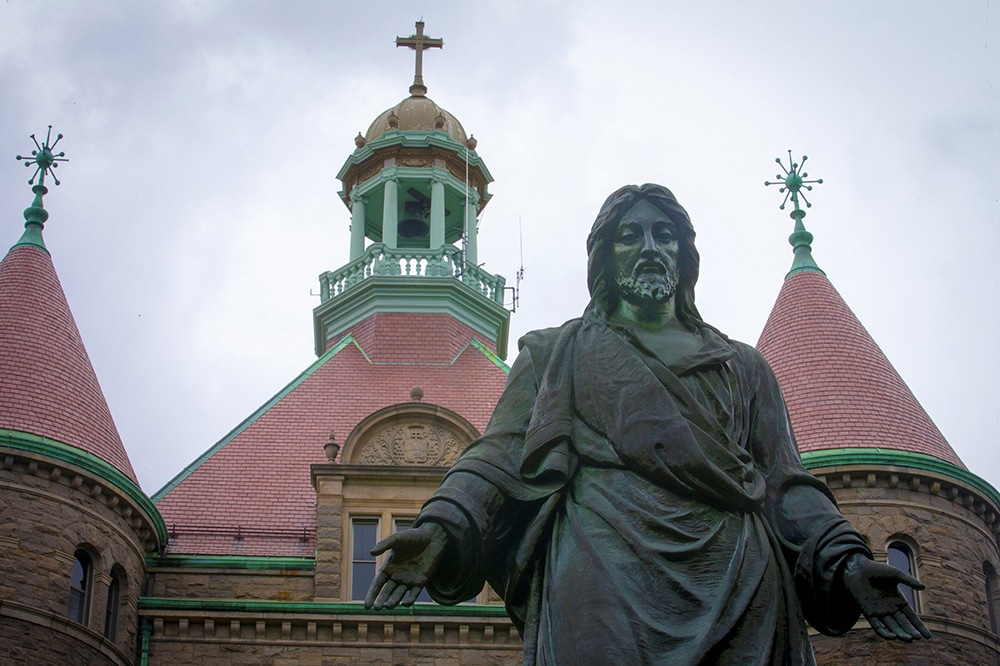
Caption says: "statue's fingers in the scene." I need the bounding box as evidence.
[401,585,424,607]
[865,615,895,640]
[880,614,912,642]
[373,580,400,610]
[383,583,409,610]
[901,605,931,639]
[364,570,389,609]
[890,611,924,641]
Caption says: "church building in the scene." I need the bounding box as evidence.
[1,22,998,666]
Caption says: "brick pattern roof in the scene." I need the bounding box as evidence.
[0,244,137,482]
[344,312,495,361]
[155,312,508,556]
[757,270,963,467]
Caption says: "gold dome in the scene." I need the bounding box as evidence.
[364,94,468,145]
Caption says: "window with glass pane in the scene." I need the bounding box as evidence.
[394,519,432,602]
[104,575,120,639]
[68,550,92,624]
[351,519,379,600]
[887,542,916,609]
[985,562,999,634]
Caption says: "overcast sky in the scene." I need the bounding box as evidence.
[1,1,997,495]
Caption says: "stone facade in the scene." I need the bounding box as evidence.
[0,443,162,665]
[810,462,1000,664]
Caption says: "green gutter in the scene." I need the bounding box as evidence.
[0,429,167,546]
[801,448,1000,509]
[139,597,510,618]
[151,334,357,501]
[147,555,314,571]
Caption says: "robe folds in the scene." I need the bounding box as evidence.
[415,314,871,665]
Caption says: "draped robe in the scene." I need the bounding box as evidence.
[415,314,870,665]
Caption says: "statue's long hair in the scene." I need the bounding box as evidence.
[585,183,702,326]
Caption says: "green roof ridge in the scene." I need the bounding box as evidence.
[467,338,510,372]
[0,428,166,546]
[151,334,358,501]
[800,448,1000,509]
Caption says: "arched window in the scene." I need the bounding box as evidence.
[104,572,121,640]
[985,562,999,634]
[68,550,92,624]
[887,541,917,609]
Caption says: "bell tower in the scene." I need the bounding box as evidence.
[313,21,509,358]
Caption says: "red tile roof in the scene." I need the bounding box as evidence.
[154,312,509,556]
[757,270,963,467]
[0,244,137,482]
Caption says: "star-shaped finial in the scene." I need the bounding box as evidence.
[765,150,822,219]
[16,126,68,187]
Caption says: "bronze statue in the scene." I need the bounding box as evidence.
[366,184,930,664]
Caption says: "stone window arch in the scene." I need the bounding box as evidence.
[886,537,919,611]
[104,565,127,641]
[985,561,999,634]
[68,548,94,625]
[341,402,479,466]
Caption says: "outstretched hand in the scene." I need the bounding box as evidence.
[842,553,931,642]
[364,522,448,610]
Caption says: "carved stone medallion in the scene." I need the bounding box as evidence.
[354,418,466,466]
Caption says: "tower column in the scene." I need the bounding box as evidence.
[465,198,478,267]
[349,194,367,261]
[381,178,398,249]
[430,179,445,249]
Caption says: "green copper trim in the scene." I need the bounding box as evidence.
[468,338,509,373]
[0,428,167,547]
[138,597,511,618]
[11,127,67,254]
[15,126,68,188]
[151,334,358,502]
[785,218,825,277]
[800,448,1000,509]
[147,554,315,571]
[764,152,826,278]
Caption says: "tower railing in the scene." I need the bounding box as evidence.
[319,243,506,306]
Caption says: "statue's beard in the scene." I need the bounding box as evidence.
[616,266,679,309]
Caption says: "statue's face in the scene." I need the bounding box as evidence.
[612,198,680,307]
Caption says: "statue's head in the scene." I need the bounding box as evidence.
[586,183,701,325]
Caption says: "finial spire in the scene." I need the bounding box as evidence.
[765,151,825,277]
[396,20,443,97]
[12,126,68,252]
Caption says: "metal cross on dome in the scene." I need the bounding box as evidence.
[396,20,443,96]
[16,126,68,187]
[765,150,823,221]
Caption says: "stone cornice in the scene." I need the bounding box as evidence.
[802,448,1000,543]
[139,598,521,654]
[146,555,315,571]
[0,429,165,553]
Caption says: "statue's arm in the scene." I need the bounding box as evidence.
[366,346,542,608]
[744,345,929,641]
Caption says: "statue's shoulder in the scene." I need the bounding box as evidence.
[516,318,585,366]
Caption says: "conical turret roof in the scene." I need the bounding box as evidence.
[757,250,963,468]
[0,184,137,483]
